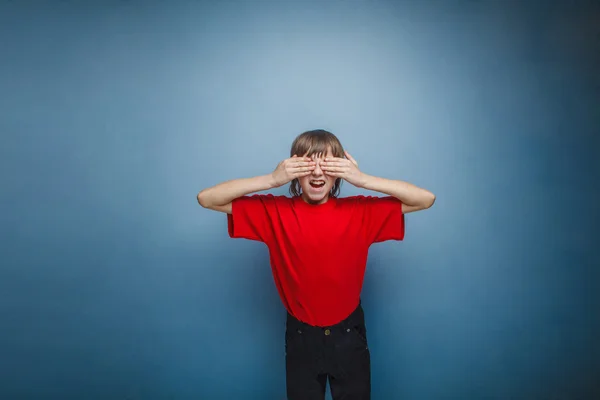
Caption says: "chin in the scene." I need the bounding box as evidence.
[305,192,328,203]
[301,185,333,204]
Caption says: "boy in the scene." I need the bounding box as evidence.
[197,129,435,400]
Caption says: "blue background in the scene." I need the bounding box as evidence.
[1,1,599,399]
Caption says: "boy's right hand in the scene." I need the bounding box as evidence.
[271,155,316,187]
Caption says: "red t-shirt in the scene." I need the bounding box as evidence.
[227,194,404,327]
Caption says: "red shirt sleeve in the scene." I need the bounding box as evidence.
[227,194,274,243]
[360,196,405,244]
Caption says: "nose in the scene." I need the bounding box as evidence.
[312,159,324,176]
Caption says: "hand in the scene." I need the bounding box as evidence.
[271,155,316,187]
[321,151,366,188]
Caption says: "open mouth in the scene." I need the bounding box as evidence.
[310,180,326,189]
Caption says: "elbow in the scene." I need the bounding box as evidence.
[422,192,436,209]
[197,190,210,208]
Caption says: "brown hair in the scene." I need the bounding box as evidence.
[289,129,345,197]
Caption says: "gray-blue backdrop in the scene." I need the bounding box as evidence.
[1,1,599,399]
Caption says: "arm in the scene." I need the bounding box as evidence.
[321,151,435,214]
[197,155,316,214]
[360,174,435,213]
[197,174,276,214]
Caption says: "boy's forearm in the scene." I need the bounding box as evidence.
[360,173,435,208]
[197,174,276,208]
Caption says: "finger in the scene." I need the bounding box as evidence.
[290,161,315,167]
[321,160,346,167]
[345,151,358,166]
[290,156,314,165]
[321,166,346,172]
[344,151,357,162]
[295,170,313,177]
[322,161,347,167]
[291,166,316,172]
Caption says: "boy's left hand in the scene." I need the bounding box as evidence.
[321,151,366,188]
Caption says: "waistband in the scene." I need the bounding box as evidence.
[286,301,365,332]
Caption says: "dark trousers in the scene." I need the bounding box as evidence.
[285,302,371,400]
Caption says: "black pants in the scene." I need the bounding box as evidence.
[285,302,371,400]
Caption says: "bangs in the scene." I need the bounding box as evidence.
[291,130,344,158]
[304,140,331,157]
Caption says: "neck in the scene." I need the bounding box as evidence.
[301,193,330,205]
